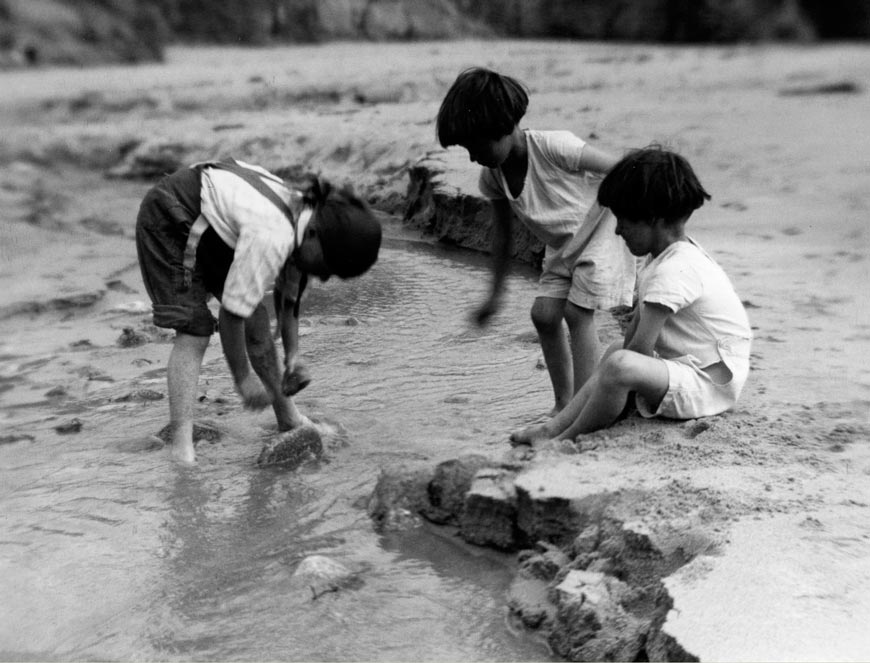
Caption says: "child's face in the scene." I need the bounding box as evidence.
[462,134,513,168]
[296,228,332,281]
[614,216,657,256]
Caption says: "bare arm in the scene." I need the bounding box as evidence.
[275,280,300,370]
[578,142,620,175]
[624,303,672,357]
[219,307,272,409]
[474,198,513,326]
[274,268,311,396]
[622,306,640,347]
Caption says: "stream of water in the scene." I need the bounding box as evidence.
[0,234,625,661]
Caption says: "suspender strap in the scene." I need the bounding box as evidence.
[205,159,298,224]
[182,214,210,289]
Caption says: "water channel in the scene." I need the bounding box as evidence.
[0,231,629,660]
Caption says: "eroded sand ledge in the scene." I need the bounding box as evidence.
[367,455,704,660]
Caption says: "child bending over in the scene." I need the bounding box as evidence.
[436,67,635,414]
[136,159,381,463]
[511,147,752,443]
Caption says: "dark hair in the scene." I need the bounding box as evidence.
[436,67,529,148]
[598,146,711,224]
[304,176,381,279]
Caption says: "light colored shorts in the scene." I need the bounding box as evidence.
[536,205,635,310]
[636,338,751,420]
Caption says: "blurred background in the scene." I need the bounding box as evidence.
[1,0,869,68]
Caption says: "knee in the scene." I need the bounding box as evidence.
[174,332,210,357]
[564,302,594,331]
[530,300,563,333]
[599,350,638,388]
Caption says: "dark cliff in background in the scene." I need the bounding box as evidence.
[1,0,868,67]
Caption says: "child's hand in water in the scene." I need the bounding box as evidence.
[237,374,273,410]
[282,362,312,396]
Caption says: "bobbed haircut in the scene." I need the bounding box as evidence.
[436,67,529,148]
[304,176,382,279]
[598,146,711,224]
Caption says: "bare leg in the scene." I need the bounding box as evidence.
[244,303,304,430]
[531,296,571,413]
[560,350,669,438]
[510,375,596,445]
[167,332,210,463]
[564,302,599,393]
[509,342,651,445]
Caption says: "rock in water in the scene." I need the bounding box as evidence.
[257,425,323,468]
[291,555,358,599]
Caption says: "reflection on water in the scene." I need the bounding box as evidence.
[0,237,623,660]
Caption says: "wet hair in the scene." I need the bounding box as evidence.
[436,67,529,148]
[304,176,382,278]
[597,146,711,224]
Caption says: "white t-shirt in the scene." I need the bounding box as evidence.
[638,238,752,367]
[199,161,305,318]
[478,129,604,249]
[477,129,636,307]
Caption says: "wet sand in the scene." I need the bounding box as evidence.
[1,41,869,660]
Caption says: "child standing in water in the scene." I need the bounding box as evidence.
[436,67,635,414]
[136,159,381,464]
[511,147,752,443]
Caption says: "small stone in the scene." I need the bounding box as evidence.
[114,389,164,402]
[117,327,148,348]
[291,555,360,599]
[55,418,83,434]
[0,434,36,445]
[257,425,323,468]
[367,463,433,533]
[157,422,221,444]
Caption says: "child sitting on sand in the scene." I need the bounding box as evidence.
[135,159,381,463]
[510,147,752,444]
[436,67,636,414]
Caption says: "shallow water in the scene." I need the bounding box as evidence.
[0,235,622,661]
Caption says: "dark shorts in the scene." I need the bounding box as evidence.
[135,167,233,337]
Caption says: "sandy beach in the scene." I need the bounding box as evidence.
[1,40,869,660]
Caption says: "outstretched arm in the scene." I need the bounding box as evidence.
[275,281,300,368]
[274,277,311,396]
[578,142,620,175]
[474,198,513,326]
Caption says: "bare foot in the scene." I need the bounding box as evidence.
[278,413,313,432]
[509,421,553,447]
[169,439,196,464]
[294,413,313,429]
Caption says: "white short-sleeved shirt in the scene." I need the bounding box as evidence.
[638,238,752,368]
[479,129,600,249]
[478,129,636,308]
[199,161,305,318]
